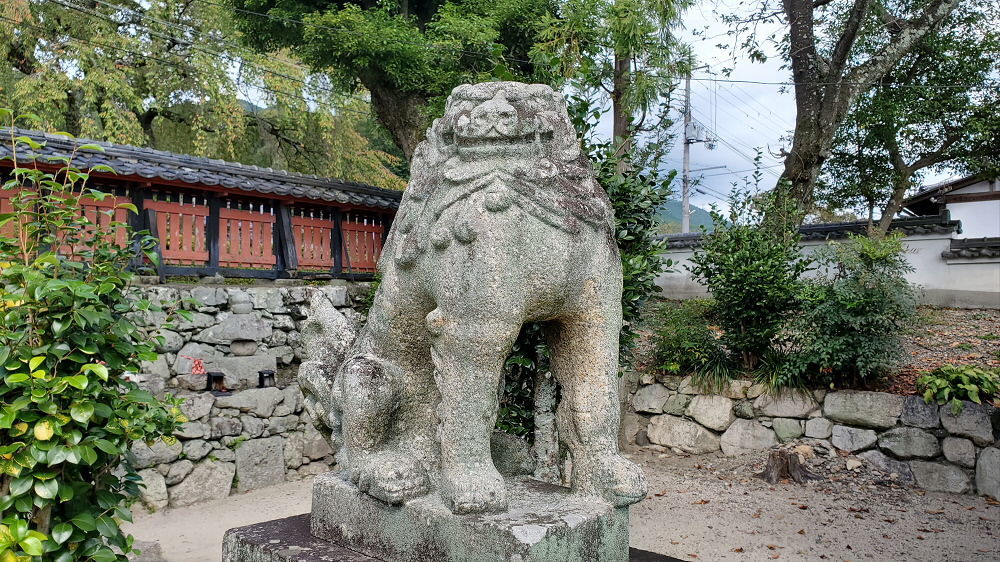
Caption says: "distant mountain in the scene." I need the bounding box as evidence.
[656,199,716,234]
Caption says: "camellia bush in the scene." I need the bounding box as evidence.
[0,114,182,561]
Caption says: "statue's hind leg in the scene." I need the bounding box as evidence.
[340,273,437,505]
[546,282,647,507]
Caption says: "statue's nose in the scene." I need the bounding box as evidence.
[470,91,517,128]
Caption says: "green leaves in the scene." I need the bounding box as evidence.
[918,365,1000,414]
[0,117,181,561]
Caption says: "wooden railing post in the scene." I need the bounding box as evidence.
[275,203,298,276]
[207,195,221,274]
[144,208,164,283]
[332,208,344,276]
[128,184,146,272]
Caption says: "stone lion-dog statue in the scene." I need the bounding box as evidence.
[300,81,647,515]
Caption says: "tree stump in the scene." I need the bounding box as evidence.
[756,449,823,484]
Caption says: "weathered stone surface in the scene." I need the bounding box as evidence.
[830,425,877,452]
[298,83,646,517]
[310,473,631,562]
[174,422,206,440]
[196,314,272,344]
[857,450,914,483]
[662,393,693,416]
[632,385,670,414]
[154,329,184,353]
[804,417,833,439]
[228,290,254,314]
[140,356,171,380]
[168,460,235,507]
[179,392,215,421]
[655,374,684,390]
[131,540,167,562]
[720,419,778,456]
[240,415,265,438]
[165,459,194,486]
[212,355,279,390]
[676,378,703,395]
[190,287,227,307]
[878,427,941,459]
[647,415,720,454]
[911,461,971,494]
[753,390,819,419]
[319,285,349,307]
[210,416,243,438]
[976,447,1000,499]
[303,426,333,460]
[223,514,375,562]
[183,439,213,461]
[267,415,299,435]
[229,340,258,356]
[942,437,976,468]
[823,391,904,429]
[940,402,996,446]
[175,312,216,331]
[901,396,940,429]
[130,439,183,469]
[490,431,536,477]
[215,387,284,417]
[138,469,168,511]
[732,400,754,419]
[720,380,752,399]
[284,432,305,470]
[685,395,735,432]
[772,418,804,442]
[235,437,285,492]
[272,385,302,418]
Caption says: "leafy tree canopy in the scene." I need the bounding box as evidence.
[228,0,557,160]
[0,0,405,188]
[820,0,1000,230]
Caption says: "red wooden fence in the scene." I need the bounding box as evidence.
[341,213,384,273]
[145,199,210,266]
[291,215,336,270]
[219,207,276,269]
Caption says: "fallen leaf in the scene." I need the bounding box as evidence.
[670,541,680,545]
[798,505,808,510]
[883,519,896,524]
[797,529,806,535]
[751,510,762,519]
[688,554,698,559]
[769,555,780,560]
[925,510,944,515]
[693,499,710,505]
[766,544,783,550]
[732,547,745,553]
[985,497,1000,506]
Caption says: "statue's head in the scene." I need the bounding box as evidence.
[431,82,581,163]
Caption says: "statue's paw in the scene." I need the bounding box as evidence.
[352,454,430,505]
[576,453,648,507]
[442,466,508,514]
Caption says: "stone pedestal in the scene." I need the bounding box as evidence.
[310,471,630,562]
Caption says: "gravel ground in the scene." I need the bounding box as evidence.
[126,448,999,561]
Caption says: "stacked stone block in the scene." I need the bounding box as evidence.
[126,282,367,510]
[627,376,1000,498]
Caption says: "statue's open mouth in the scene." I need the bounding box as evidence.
[450,130,553,148]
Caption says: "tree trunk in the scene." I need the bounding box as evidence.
[757,449,822,484]
[362,74,429,163]
[876,172,914,236]
[611,52,631,171]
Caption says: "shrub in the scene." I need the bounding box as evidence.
[651,299,732,391]
[688,183,810,370]
[0,117,182,561]
[782,233,918,389]
[918,364,1000,414]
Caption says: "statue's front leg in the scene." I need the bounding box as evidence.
[426,307,522,514]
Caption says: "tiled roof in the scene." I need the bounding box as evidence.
[942,237,1000,260]
[661,212,962,250]
[0,128,402,210]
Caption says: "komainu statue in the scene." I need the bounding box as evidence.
[300,81,647,515]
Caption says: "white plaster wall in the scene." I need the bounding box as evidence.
[948,199,1000,238]
[654,234,1000,309]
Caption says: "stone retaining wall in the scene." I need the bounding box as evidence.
[126,281,367,510]
[624,375,1000,498]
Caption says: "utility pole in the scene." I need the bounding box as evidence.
[682,73,692,234]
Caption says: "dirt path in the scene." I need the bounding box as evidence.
[126,451,999,561]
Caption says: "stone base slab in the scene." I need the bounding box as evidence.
[311,471,630,562]
[223,513,680,562]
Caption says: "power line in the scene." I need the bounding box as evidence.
[192,0,990,91]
